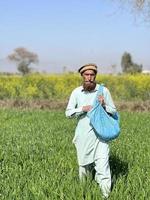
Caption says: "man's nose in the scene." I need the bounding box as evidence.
[87,75,92,80]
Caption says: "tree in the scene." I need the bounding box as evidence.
[111,64,117,74]
[121,52,132,73]
[121,52,142,74]
[111,0,150,22]
[8,47,38,75]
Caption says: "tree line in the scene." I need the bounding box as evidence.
[6,47,143,75]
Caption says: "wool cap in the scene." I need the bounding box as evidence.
[78,63,98,74]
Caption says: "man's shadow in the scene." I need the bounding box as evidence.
[109,154,129,190]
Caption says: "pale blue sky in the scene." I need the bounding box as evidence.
[0,0,149,73]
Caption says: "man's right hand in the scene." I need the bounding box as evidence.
[82,105,92,112]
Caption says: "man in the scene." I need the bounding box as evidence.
[65,63,117,198]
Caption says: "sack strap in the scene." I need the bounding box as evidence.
[98,84,119,121]
[97,84,104,96]
[93,84,104,107]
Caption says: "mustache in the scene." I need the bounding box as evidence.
[84,80,95,83]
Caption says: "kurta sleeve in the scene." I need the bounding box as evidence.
[103,87,117,114]
[65,89,84,118]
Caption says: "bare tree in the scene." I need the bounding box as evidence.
[111,64,117,74]
[8,47,39,75]
[111,0,150,22]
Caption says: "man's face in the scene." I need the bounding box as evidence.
[82,69,96,82]
[82,69,96,91]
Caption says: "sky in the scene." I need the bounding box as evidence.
[0,0,150,74]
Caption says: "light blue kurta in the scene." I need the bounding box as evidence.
[65,84,116,166]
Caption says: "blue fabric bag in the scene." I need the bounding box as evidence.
[87,85,120,142]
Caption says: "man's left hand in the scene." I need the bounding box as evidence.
[98,95,105,105]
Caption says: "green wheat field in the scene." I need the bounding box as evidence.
[0,109,150,200]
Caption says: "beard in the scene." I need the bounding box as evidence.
[83,81,96,91]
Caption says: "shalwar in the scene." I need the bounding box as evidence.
[65,84,116,197]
